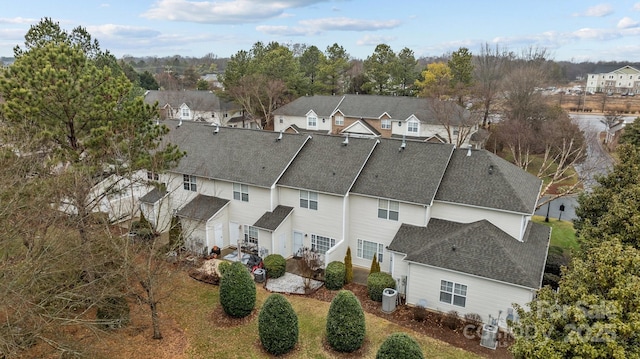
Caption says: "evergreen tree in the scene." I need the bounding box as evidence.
[219,261,256,318]
[376,333,424,359]
[326,290,366,352]
[258,294,298,355]
[344,247,354,284]
[370,253,381,274]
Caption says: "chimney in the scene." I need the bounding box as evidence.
[466,144,472,156]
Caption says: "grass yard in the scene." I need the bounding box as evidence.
[161,270,481,359]
[533,215,578,255]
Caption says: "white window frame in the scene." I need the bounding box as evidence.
[440,280,467,307]
[357,239,384,263]
[335,114,344,126]
[378,199,399,221]
[311,234,335,254]
[183,174,197,191]
[381,119,391,130]
[147,171,159,181]
[244,225,258,245]
[233,183,249,202]
[407,119,419,134]
[300,190,318,210]
[307,115,317,128]
[181,107,190,118]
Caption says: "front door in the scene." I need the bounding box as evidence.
[214,223,224,248]
[293,231,304,257]
[278,233,286,256]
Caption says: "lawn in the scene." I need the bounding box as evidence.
[533,215,578,255]
[78,265,483,359]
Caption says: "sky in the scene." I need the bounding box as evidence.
[2,0,640,62]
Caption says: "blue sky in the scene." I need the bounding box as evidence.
[2,0,640,62]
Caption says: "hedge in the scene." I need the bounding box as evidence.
[263,254,286,278]
[258,294,298,355]
[325,261,345,290]
[367,272,396,302]
[326,290,366,352]
[376,332,424,359]
[219,261,256,318]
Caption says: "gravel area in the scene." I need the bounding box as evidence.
[265,272,323,294]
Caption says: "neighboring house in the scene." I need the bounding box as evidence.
[273,94,481,147]
[143,90,243,126]
[585,65,640,95]
[200,73,223,90]
[139,120,549,327]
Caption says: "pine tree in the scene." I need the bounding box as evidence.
[344,247,354,284]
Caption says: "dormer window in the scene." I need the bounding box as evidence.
[335,115,344,126]
[181,107,190,118]
[407,119,419,134]
[307,115,317,128]
[381,119,391,130]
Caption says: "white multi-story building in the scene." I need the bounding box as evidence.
[585,65,640,95]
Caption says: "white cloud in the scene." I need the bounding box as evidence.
[356,34,397,46]
[142,0,327,24]
[618,17,639,29]
[298,17,401,31]
[0,17,39,24]
[634,3,640,11]
[573,4,613,17]
[256,25,316,36]
[86,24,161,39]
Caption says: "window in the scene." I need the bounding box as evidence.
[183,174,196,191]
[311,234,335,254]
[357,239,384,263]
[407,120,419,134]
[181,107,190,118]
[440,280,467,307]
[244,225,258,245]
[279,116,283,124]
[147,171,159,181]
[381,119,391,129]
[378,199,399,221]
[307,115,317,128]
[233,183,249,202]
[300,190,318,210]
[335,115,344,126]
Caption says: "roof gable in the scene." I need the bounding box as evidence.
[341,120,380,137]
[388,219,550,288]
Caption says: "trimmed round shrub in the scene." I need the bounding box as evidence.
[367,272,396,302]
[325,261,345,290]
[376,332,424,359]
[263,254,286,278]
[96,296,130,329]
[219,261,256,318]
[326,290,366,352]
[217,260,232,276]
[258,294,298,355]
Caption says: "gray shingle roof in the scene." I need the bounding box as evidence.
[277,134,377,195]
[163,121,309,187]
[388,219,550,288]
[144,90,237,112]
[176,194,229,221]
[273,95,342,118]
[351,138,454,205]
[253,205,294,231]
[434,148,541,213]
[139,187,167,204]
[274,94,469,125]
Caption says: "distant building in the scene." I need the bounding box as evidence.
[585,65,640,95]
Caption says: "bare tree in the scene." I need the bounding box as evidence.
[472,43,511,127]
[429,100,481,147]
[227,74,287,129]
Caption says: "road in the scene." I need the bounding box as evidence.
[534,113,622,221]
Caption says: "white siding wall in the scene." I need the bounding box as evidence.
[431,201,526,240]
[272,216,294,257]
[274,114,332,133]
[348,195,429,269]
[406,263,535,326]
[278,187,344,250]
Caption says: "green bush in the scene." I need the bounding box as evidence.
[219,261,256,318]
[367,272,396,302]
[258,294,298,355]
[218,261,232,276]
[96,296,130,330]
[326,290,366,352]
[325,261,345,290]
[263,254,286,278]
[370,253,380,274]
[376,332,424,359]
